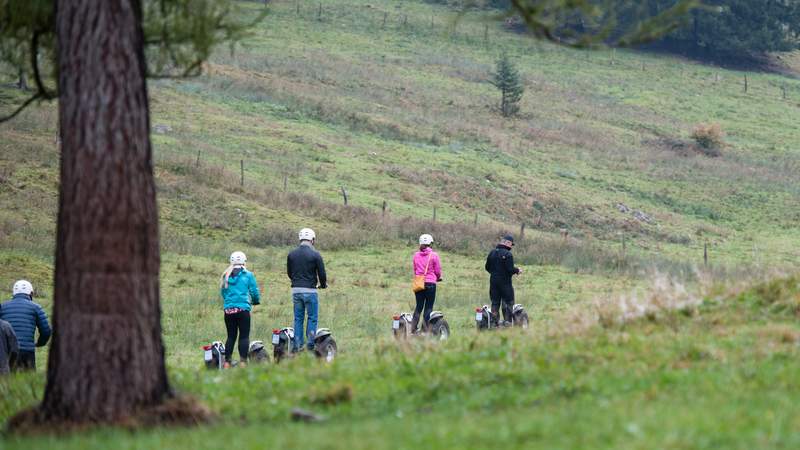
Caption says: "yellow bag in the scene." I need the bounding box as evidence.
[412,254,432,293]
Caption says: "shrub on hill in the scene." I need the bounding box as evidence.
[691,123,724,157]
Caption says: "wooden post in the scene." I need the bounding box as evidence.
[382,200,387,217]
[703,242,708,267]
[483,23,488,46]
[283,174,288,192]
[382,12,387,29]
[403,15,407,27]
[296,0,300,15]
[432,207,437,222]
[474,213,478,226]
[610,48,616,66]
[317,3,322,21]
[744,74,748,93]
[240,159,244,187]
[340,186,348,205]
[195,150,200,167]
[519,222,525,239]
[642,61,646,71]
[782,85,787,100]
[430,15,433,29]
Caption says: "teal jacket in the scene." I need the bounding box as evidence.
[220,268,260,311]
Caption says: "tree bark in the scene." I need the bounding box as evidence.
[39,0,170,423]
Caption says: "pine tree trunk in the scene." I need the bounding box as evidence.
[38,0,170,423]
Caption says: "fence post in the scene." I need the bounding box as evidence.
[382,12,387,29]
[483,23,488,46]
[703,242,708,267]
[519,222,525,239]
[382,200,387,218]
[782,85,787,100]
[195,150,201,168]
[340,186,348,205]
[283,174,288,192]
[240,159,244,187]
[474,213,478,226]
[744,74,748,93]
[317,3,322,21]
[296,0,300,15]
[432,207,437,222]
[622,232,626,255]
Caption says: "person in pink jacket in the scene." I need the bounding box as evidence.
[412,233,442,333]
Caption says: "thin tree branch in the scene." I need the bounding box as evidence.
[31,30,56,100]
[0,92,43,123]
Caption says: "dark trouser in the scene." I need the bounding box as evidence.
[412,283,437,332]
[11,350,35,372]
[489,280,514,325]
[224,310,251,362]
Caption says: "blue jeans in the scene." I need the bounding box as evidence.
[292,292,319,351]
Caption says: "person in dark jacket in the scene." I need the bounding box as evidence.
[0,308,19,375]
[287,227,327,352]
[0,280,51,371]
[484,235,522,327]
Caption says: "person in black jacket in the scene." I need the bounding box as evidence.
[484,235,522,327]
[287,227,327,352]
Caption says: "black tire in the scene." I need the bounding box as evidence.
[431,319,450,340]
[514,311,530,329]
[249,348,270,364]
[273,342,287,363]
[315,336,337,362]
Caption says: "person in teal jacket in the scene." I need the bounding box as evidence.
[220,251,260,368]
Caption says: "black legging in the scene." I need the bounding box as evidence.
[224,310,251,362]
[413,283,437,329]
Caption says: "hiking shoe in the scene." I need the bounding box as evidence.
[238,361,247,368]
[222,362,232,369]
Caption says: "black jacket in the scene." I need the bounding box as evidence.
[287,244,327,289]
[485,244,520,284]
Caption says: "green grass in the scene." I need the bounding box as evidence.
[1,0,800,447]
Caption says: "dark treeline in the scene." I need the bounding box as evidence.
[427,0,800,60]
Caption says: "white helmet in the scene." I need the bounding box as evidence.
[229,251,247,266]
[419,234,434,245]
[299,228,316,241]
[12,280,33,296]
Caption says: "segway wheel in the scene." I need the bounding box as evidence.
[315,337,337,362]
[431,320,450,340]
[273,345,286,363]
[514,312,530,329]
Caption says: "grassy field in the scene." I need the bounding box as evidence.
[1,0,799,447]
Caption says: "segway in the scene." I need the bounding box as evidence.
[272,327,337,362]
[391,311,450,340]
[272,327,294,363]
[476,304,529,330]
[202,341,225,370]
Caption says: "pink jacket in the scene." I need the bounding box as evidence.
[413,247,442,284]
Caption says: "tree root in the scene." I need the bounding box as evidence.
[6,395,216,435]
